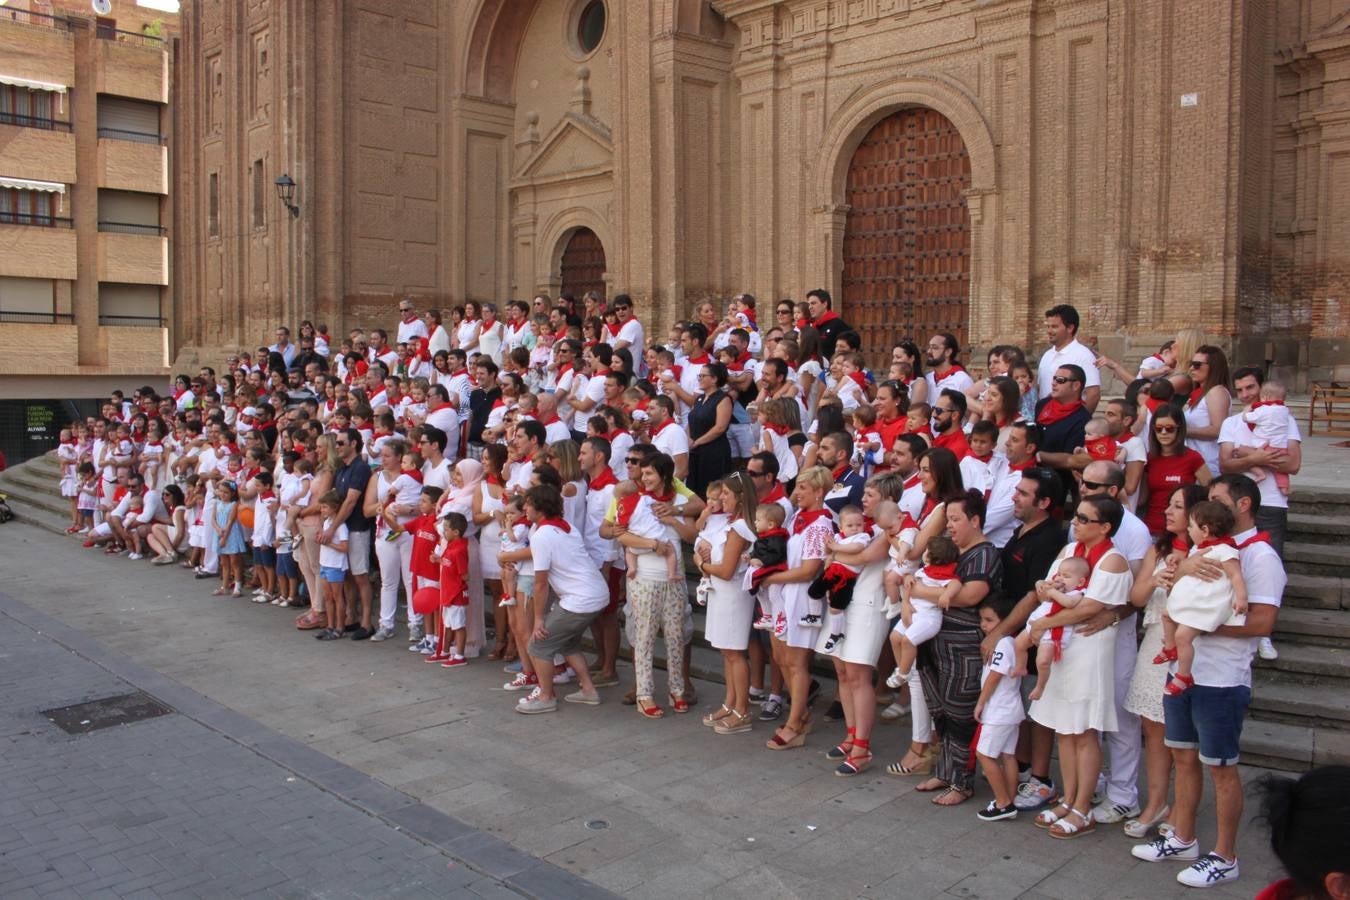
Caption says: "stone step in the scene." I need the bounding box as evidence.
[1239,719,1350,771]
[1255,641,1350,681]
[1283,573,1348,611]
[1250,673,1350,729]
[1272,607,1350,647]
[1285,512,1346,545]
[1283,542,1350,578]
[1289,491,1350,518]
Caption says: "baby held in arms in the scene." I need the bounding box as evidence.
[1013,555,1091,701]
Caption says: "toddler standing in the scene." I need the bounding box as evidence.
[975,599,1026,822]
[747,503,789,630]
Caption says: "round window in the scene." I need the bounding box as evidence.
[576,0,606,54]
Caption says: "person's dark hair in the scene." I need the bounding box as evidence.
[749,449,780,480]
[989,376,1020,424]
[836,330,861,352]
[1124,378,1151,411]
[441,511,468,535]
[979,594,1020,620]
[893,432,928,460]
[1232,365,1264,387]
[1153,484,1209,557]
[588,343,613,368]
[524,484,563,518]
[605,369,632,390]
[920,446,964,502]
[947,488,986,528]
[797,326,822,363]
[1189,498,1236,539]
[162,484,185,507]
[896,340,925,378]
[517,419,546,448]
[1107,396,1139,427]
[614,347,635,375]
[611,292,632,310]
[933,332,960,361]
[1147,403,1189,457]
[476,358,499,377]
[421,425,447,454]
[583,436,611,462]
[806,287,832,308]
[532,463,562,490]
[651,395,677,418]
[267,351,287,376]
[342,427,363,450]
[1020,466,1065,511]
[1079,494,1124,536]
[940,388,967,419]
[812,403,845,442]
[970,419,999,443]
[703,361,729,389]
[876,380,910,414]
[1057,364,1086,386]
[1257,765,1350,899]
[482,442,508,477]
[1087,461,1126,491]
[1193,345,1231,396]
[1213,473,1262,517]
[1044,304,1080,334]
[684,321,708,345]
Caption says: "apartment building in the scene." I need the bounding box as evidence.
[0,1,172,410]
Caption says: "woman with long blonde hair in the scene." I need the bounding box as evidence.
[293,433,339,630]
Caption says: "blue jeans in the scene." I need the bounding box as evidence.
[1163,682,1251,766]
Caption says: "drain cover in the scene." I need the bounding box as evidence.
[42,691,172,734]
[584,820,609,831]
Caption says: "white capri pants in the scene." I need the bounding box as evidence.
[375,530,417,631]
[892,604,942,745]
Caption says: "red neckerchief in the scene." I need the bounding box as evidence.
[556,361,575,381]
[932,428,969,458]
[795,317,809,331]
[588,467,618,490]
[491,397,508,410]
[923,562,958,581]
[1187,386,1206,409]
[686,352,710,365]
[449,368,469,379]
[756,527,788,541]
[604,320,622,338]
[536,517,570,533]
[481,316,496,332]
[898,511,919,531]
[968,450,993,463]
[1171,536,1191,553]
[933,363,967,381]
[539,414,561,426]
[1144,396,1168,414]
[553,327,569,341]
[604,427,629,444]
[920,496,940,523]
[763,482,787,505]
[1007,457,1036,472]
[172,387,188,402]
[1197,536,1236,550]
[1236,531,1271,549]
[903,472,921,491]
[1037,398,1084,426]
[426,401,452,414]
[485,474,503,486]
[831,463,851,482]
[726,350,752,372]
[792,507,833,534]
[1253,879,1298,900]
[763,422,790,437]
[371,430,393,441]
[400,468,423,484]
[739,308,757,328]
[846,370,867,390]
[258,489,275,502]
[461,314,478,325]
[508,319,528,336]
[651,418,676,437]
[1073,538,1114,573]
[811,310,839,328]
[908,422,933,437]
[1086,436,1119,459]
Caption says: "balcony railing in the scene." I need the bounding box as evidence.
[0,8,72,31]
[0,212,73,228]
[0,111,73,133]
[0,310,74,324]
[97,126,164,145]
[98,314,164,327]
[98,220,166,236]
[96,24,164,49]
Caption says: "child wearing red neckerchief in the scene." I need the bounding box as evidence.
[748,503,789,630]
[1239,380,1294,495]
[885,535,961,694]
[1012,555,1090,701]
[1157,501,1250,695]
[495,494,529,608]
[1081,416,1126,465]
[810,506,874,651]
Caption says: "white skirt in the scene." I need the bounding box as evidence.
[1029,625,1118,735]
[705,574,754,650]
[815,558,888,666]
[60,474,78,497]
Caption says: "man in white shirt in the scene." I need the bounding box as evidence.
[1037,304,1101,412]
[396,297,429,346]
[534,393,572,445]
[367,329,400,372]
[924,332,975,399]
[579,436,622,686]
[1101,398,1147,512]
[664,323,712,426]
[647,396,689,479]
[515,485,608,714]
[418,425,453,491]
[609,294,646,375]
[1133,474,1284,890]
[569,344,611,438]
[506,420,545,497]
[423,385,460,463]
[890,433,928,523]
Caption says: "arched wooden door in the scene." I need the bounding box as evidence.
[559,227,606,301]
[841,107,971,366]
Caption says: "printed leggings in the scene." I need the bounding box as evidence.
[627,577,687,700]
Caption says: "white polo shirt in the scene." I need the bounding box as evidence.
[1217,410,1302,511]
[1037,338,1101,400]
[1191,527,1285,688]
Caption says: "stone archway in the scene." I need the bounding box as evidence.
[841,106,972,363]
[815,75,999,353]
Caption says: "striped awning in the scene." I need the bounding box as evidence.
[0,176,66,193]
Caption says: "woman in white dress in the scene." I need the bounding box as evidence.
[455,300,483,356]
[1028,494,1134,839]
[1122,483,1208,838]
[1182,345,1231,477]
[818,472,901,776]
[695,471,757,735]
[477,302,505,366]
[472,444,511,660]
[760,465,834,751]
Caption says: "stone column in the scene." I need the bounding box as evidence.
[71,19,102,367]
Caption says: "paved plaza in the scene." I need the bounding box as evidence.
[0,524,1285,898]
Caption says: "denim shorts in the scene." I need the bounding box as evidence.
[252,546,276,567]
[515,573,534,602]
[1163,682,1252,766]
[320,565,347,584]
[275,550,299,579]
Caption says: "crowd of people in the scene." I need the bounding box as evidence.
[52,290,1305,890]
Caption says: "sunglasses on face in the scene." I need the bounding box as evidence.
[625,457,642,465]
[334,440,348,446]
[1073,512,1101,525]
[1154,424,1177,434]
[1052,376,1074,385]
[1189,360,1207,369]
[1081,479,1108,491]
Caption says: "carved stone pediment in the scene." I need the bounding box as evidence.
[512,113,614,187]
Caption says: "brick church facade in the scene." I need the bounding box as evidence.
[170,0,1350,384]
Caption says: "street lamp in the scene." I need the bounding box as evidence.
[274,173,299,218]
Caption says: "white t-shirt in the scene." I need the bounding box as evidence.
[506,456,535,495]
[582,479,619,566]
[614,317,645,364]
[607,431,635,474]
[926,366,975,402]
[573,372,607,432]
[554,366,580,425]
[530,522,611,613]
[979,636,1026,726]
[1036,338,1101,400]
[422,457,452,492]
[319,517,350,569]
[1120,432,1148,513]
[1190,527,1285,688]
[651,421,690,461]
[1217,410,1302,511]
[252,494,277,547]
[397,317,429,346]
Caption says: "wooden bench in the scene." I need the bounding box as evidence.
[1308,382,1350,437]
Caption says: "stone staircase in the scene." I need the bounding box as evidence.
[4,451,1348,771]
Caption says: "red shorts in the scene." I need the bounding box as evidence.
[605,564,625,614]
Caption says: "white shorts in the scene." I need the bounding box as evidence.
[443,605,467,630]
[891,603,942,646]
[976,722,1020,759]
[346,529,372,575]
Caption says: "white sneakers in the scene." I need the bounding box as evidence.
[1013,776,1055,810]
[1092,801,1141,824]
[1257,637,1279,660]
[1133,836,1240,888]
[1131,834,1199,863]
